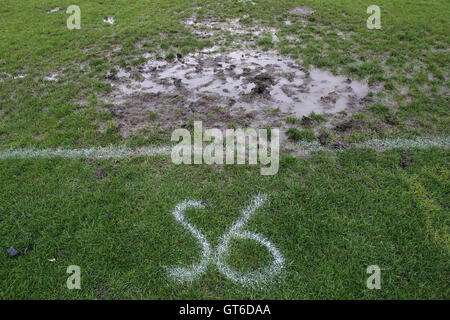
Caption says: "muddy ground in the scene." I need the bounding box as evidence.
[107,49,373,135]
[104,8,377,145]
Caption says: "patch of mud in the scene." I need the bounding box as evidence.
[399,151,414,168]
[289,6,316,16]
[95,168,108,179]
[183,17,279,42]
[335,119,363,132]
[107,49,372,137]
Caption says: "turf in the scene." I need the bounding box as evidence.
[0,149,448,299]
[0,0,448,299]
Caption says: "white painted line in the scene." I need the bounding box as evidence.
[167,200,211,282]
[294,137,450,153]
[0,146,171,160]
[0,137,447,161]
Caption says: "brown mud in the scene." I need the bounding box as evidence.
[106,49,374,137]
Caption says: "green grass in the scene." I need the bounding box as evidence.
[0,0,449,147]
[0,149,448,299]
[309,112,327,123]
[0,0,448,299]
[287,128,316,142]
[285,116,301,125]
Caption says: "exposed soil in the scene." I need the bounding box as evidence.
[95,168,108,179]
[102,8,378,144]
[400,151,414,168]
[183,17,279,42]
[106,49,373,137]
[318,130,329,145]
[335,119,364,132]
[289,6,316,16]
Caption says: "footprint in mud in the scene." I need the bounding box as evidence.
[248,73,276,98]
[320,91,339,105]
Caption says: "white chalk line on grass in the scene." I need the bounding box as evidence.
[167,194,285,286]
[167,200,211,282]
[0,137,448,160]
[295,137,450,153]
[0,146,171,160]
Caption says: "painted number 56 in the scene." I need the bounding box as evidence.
[167,194,285,286]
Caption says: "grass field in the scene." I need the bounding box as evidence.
[0,0,448,299]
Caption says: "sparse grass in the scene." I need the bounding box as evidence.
[165,50,176,61]
[287,128,316,142]
[148,111,158,121]
[286,116,301,124]
[309,112,327,123]
[257,34,274,51]
[369,104,391,115]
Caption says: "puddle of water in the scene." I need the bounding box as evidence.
[113,49,370,119]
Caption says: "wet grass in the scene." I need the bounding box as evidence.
[0,149,448,299]
[0,0,448,147]
[287,128,316,142]
[0,0,448,299]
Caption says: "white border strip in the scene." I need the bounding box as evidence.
[0,137,448,160]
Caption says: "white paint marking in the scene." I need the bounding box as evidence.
[0,146,170,160]
[103,17,115,25]
[215,194,284,286]
[167,200,211,282]
[0,137,447,161]
[294,137,450,154]
[44,73,59,81]
[13,74,27,79]
[168,194,284,286]
[47,7,60,14]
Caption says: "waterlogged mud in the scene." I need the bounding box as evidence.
[107,49,372,136]
[105,7,373,139]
